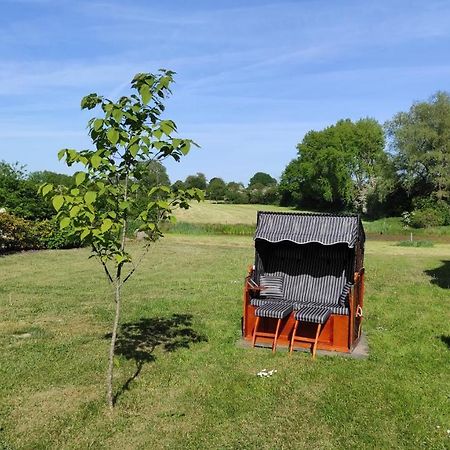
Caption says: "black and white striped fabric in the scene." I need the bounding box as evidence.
[338,281,353,306]
[255,212,362,248]
[293,301,349,316]
[255,243,353,314]
[294,306,331,324]
[259,274,284,299]
[255,303,293,319]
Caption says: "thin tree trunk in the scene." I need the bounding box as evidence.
[107,280,121,409]
[107,172,129,409]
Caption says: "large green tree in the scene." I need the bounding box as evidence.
[280,118,386,212]
[386,91,450,202]
[41,70,203,409]
[184,172,207,190]
[248,172,277,188]
[206,177,227,201]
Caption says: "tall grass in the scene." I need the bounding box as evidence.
[165,222,254,236]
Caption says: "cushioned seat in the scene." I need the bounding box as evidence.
[255,303,293,319]
[250,297,291,307]
[252,303,293,353]
[290,305,331,358]
[293,301,349,316]
[294,305,330,324]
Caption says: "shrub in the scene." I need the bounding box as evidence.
[0,212,38,251]
[0,212,81,252]
[35,219,81,249]
[409,199,450,228]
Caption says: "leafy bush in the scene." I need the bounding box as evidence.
[0,212,81,252]
[0,212,37,251]
[409,200,450,228]
[35,219,81,249]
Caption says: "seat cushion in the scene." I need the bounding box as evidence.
[293,301,349,316]
[250,297,269,307]
[255,302,293,319]
[294,306,331,324]
[259,274,284,299]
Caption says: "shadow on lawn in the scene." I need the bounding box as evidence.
[439,335,450,349]
[424,260,450,289]
[105,313,207,405]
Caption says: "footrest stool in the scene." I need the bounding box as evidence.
[289,306,331,358]
[252,303,293,353]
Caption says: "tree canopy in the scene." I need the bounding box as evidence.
[248,172,277,187]
[386,91,450,202]
[279,118,386,212]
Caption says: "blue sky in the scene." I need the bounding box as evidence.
[1,0,449,184]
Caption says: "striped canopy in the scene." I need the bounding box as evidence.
[254,212,364,248]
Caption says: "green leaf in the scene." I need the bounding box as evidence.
[139,85,151,104]
[84,191,97,204]
[130,183,139,193]
[75,172,86,186]
[52,195,64,212]
[106,128,119,145]
[91,154,102,169]
[71,188,80,196]
[180,141,191,155]
[160,121,173,136]
[57,149,66,160]
[80,228,90,240]
[60,217,70,229]
[112,109,122,122]
[119,201,129,210]
[42,183,53,196]
[101,218,113,233]
[129,144,139,157]
[69,205,80,217]
[93,118,103,131]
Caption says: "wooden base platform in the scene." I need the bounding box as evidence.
[237,332,369,359]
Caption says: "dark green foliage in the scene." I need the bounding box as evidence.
[279,118,386,213]
[184,172,207,190]
[0,162,55,220]
[28,170,74,188]
[386,91,450,202]
[248,172,277,187]
[225,182,249,204]
[0,212,80,252]
[247,183,280,204]
[206,177,227,201]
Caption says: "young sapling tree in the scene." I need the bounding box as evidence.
[40,70,203,409]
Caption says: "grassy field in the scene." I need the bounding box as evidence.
[1,235,449,449]
[173,202,294,224]
[170,202,450,241]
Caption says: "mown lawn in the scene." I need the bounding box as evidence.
[0,236,449,449]
[173,201,294,224]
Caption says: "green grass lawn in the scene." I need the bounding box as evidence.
[1,236,449,449]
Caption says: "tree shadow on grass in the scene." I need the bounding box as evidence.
[424,260,450,289]
[105,313,207,405]
[439,335,450,349]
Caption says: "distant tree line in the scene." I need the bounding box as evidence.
[279,91,450,227]
[1,90,449,234]
[171,171,279,205]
